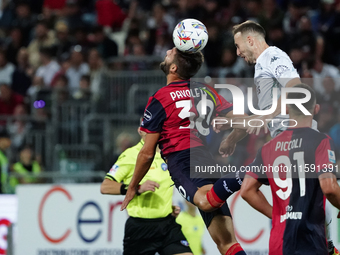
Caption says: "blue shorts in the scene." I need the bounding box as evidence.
[166,146,231,227]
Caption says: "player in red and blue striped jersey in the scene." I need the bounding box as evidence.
[240,84,340,255]
[121,47,248,255]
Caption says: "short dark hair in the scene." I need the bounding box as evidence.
[232,20,266,38]
[174,49,204,79]
[287,84,316,115]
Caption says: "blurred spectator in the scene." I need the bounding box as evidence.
[53,74,69,104]
[316,77,340,109]
[289,45,304,74]
[316,103,337,133]
[73,74,91,100]
[8,104,31,151]
[35,47,60,87]
[65,45,89,90]
[11,47,32,96]
[203,22,223,75]
[315,0,340,65]
[50,55,70,86]
[258,0,284,32]
[4,27,25,65]
[0,0,14,29]
[244,0,262,22]
[309,58,340,94]
[290,16,318,61]
[88,48,103,100]
[110,131,135,166]
[95,0,126,29]
[27,20,56,69]
[31,107,48,130]
[283,2,305,35]
[40,3,56,29]
[10,145,42,191]
[0,84,24,117]
[266,23,289,53]
[53,20,73,60]
[0,50,15,84]
[11,1,36,46]
[0,128,11,194]
[329,112,340,156]
[218,47,249,78]
[124,31,142,56]
[147,3,175,36]
[129,43,149,70]
[73,27,93,51]
[63,0,85,31]
[92,26,118,59]
[153,32,171,58]
[43,0,66,16]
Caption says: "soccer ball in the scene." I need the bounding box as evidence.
[173,19,208,53]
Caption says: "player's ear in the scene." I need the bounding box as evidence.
[314,104,320,115]
[169,63,177,74]
[247,35,253,46]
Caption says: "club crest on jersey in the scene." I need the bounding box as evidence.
[161,163,168,171]
[275,65,289,77]
[328,150,336,163]
[109,164,119,174]
[144,110,152,121]
[180,240,189,246]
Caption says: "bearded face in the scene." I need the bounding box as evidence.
[160,60,171,75]
[160,47,177,75]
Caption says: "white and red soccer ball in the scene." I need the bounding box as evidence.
[173,18,208,53]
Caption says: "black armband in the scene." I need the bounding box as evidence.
[120,184,128,195]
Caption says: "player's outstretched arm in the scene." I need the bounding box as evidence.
[101,179,160,195]
[240,174,272,219]
[319,172,340,210]
[121,133,160,210]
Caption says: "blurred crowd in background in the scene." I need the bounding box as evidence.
[1,0,340,191]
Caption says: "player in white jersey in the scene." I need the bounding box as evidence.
[214,20,337,254]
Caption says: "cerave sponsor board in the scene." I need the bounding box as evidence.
[16,184,126,254]
[16,184,272,254]
[16,184,273,254]
[0,195,17,255]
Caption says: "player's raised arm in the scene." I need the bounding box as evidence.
[240,174,272,219]
[121,132,160,210]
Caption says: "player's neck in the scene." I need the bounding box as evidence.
[289,116,313,129]
[254,41,269,61]
[166,74,184,85]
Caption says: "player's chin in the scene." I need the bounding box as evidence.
[246,60,255,66]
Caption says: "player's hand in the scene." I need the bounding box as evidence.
[171,205,181,217]
[121,186,136,211]
[138,180,160,193]
[246,115,269,135]
[219,138,236,157]
[211,117,232,133]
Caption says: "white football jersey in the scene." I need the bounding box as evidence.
[253,46,316,137]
